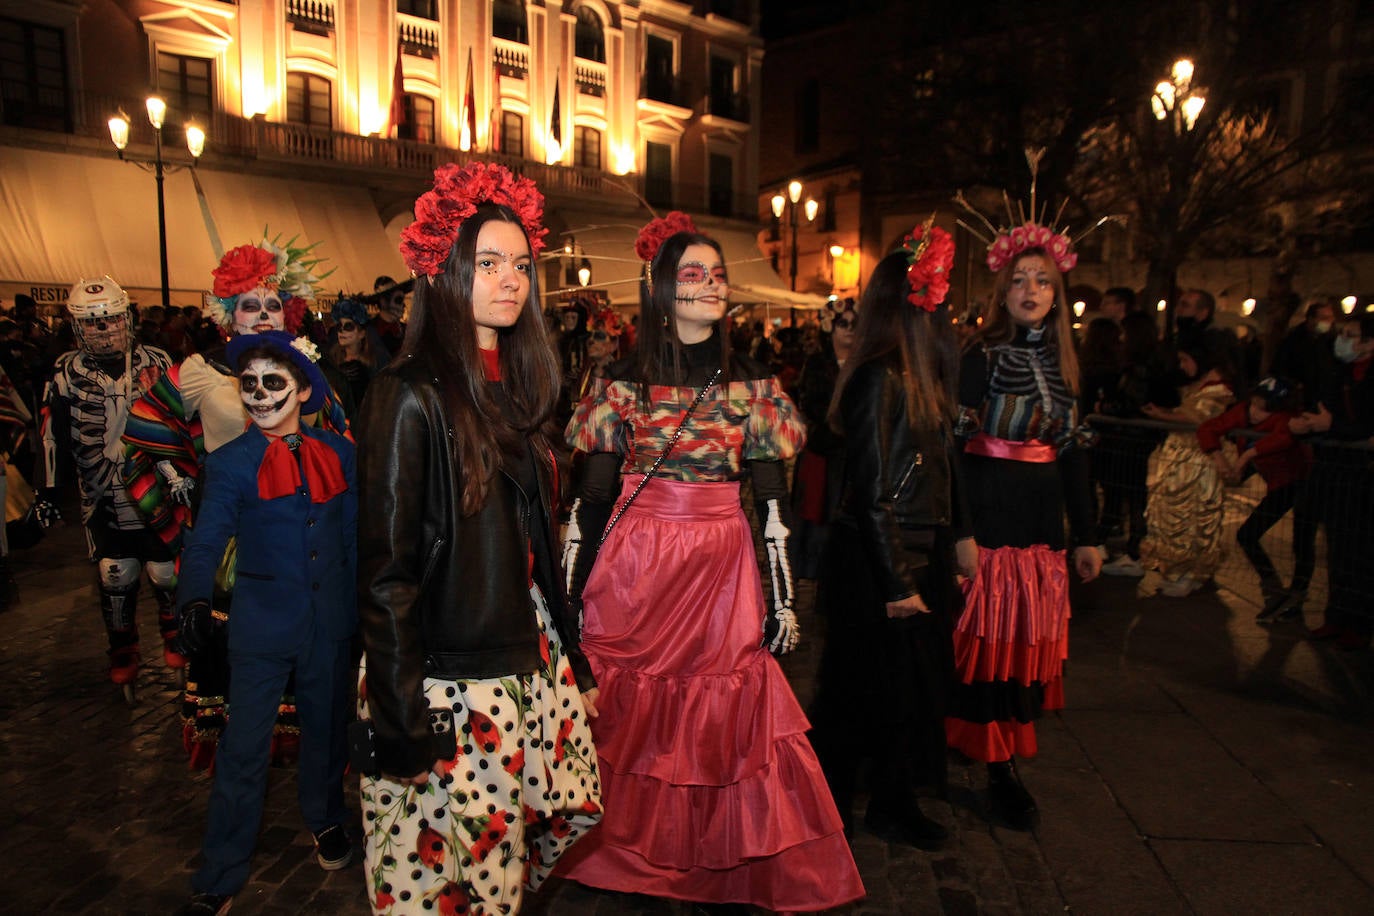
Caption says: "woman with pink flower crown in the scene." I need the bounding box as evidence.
[946,153,1107,831]
[557,212,864,911]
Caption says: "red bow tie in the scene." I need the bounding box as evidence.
[257,432,347,503]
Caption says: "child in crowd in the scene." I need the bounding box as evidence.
[1197,377,1314,623]
[174,330,357,916]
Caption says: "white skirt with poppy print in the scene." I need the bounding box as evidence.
[358,585,603,915]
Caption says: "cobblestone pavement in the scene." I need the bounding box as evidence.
[3,514,1373,915]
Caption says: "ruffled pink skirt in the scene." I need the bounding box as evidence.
[557,476,864,911]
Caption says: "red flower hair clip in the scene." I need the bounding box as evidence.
[634,211,697,264]
[901,217,954,312]
[588,307,625,336]
[400,162,548,278]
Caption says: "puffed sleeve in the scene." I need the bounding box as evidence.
[566,376,630,456]
[743,377,807,461]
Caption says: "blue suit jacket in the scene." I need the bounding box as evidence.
[178,424,358,653]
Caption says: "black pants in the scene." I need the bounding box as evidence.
[1309,465,1374,637]
[1235,483,1316,599]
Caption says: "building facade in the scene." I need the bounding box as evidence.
[1,0,799,311]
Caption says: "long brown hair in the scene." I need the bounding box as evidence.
[972,247,1080,395]
[632,231,732,396]
[398,203,561,515]
[829,249,958,435]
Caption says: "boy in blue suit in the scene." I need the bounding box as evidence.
[174,331,357,916]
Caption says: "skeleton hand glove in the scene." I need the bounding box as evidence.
[31,491,61,528]
[761,498,800,655]
[156,460,196,507]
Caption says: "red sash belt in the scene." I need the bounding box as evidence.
[965,432,1056,464]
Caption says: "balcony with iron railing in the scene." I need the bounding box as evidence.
[639,74,690,110]
[286,0,335,36]
[702,89,750,124]
[9,90,760,221]
[399,12,439,58]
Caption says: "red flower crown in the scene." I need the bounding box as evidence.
[955,148,1123,277]
[634,211,697,264]
[901,218,954,312]
[400,162,548,278]
[588,307,625,336]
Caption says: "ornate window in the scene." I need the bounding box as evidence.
[398,93,435,143]
[574,7,604,64]
[0,17,70,131]
[573,125,601,170]
[500,110,525,158]
[286,72,332,129]
[493,0,527,44]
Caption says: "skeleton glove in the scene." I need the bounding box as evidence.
[156,460,196,507]
[761,498,800,655]
[31,491,61,528]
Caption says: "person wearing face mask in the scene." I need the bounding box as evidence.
[790,296,859,580]
[1290,315,1374,651]
[558,211,863,911]
[121,234,351,768]
[173,331,357,916]
[39,276,176,697]
[948,170,1104,832]
[1274,301,1337,411]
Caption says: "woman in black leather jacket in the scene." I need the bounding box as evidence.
[808,240,977,849]
[355,163,601,915]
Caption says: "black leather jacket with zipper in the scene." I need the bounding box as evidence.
[833,356,972,602]
[357,355,591,777]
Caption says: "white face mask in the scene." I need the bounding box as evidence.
[239,358,300,432]
[1314,320,1333,335]
[1334,335,1361,363]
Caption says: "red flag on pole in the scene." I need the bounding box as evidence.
[461,48,476,150]
[386,44,406,138]
[490,58,502,153]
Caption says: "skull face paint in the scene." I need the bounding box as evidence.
[74,314,131,357]
[234,286,286,336]
[239,358,303,434]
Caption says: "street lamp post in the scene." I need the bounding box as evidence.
[108,96,205,307]
[770,179,818,293]
[1149,59,1205,340]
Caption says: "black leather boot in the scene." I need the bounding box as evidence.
[987,758,1039,831]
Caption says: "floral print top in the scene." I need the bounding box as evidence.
[567,375,805,482]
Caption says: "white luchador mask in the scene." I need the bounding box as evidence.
[233,286,286,337]
[239,358,303,434]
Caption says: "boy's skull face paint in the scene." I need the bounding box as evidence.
[239,358,299,431]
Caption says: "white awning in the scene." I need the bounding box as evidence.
[0,147,406,309]
[541,209,827,310]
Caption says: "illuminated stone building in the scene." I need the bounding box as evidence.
[1,0,803,312]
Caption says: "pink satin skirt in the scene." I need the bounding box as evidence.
[556,476,864,911]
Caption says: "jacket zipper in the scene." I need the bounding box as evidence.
[888,452,923,501]
[419,538,446,593]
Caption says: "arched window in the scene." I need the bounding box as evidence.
[573,125,601,170]
[286,72,332,129]
[574,7,605,63]
[493,0,527,44]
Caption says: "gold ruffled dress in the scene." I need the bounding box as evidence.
[1140,378,1235,585]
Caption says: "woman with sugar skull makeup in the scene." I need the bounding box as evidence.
[556,212,863,911]
[39,275,176,700]
[121,234,350,765]
[356,162,602,915]
[173,330,357,916]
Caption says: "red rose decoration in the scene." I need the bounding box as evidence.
[902,224,955,312]
[212,244,278,299]
[400,162,547,278]
[634,211,697,263]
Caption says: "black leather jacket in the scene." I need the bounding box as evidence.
[357,355,590,777]
[834,357,971,602]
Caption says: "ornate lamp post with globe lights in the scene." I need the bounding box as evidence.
[771,180,818,294]
[108,96,205,307]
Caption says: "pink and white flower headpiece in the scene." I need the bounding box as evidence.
[955,148,1124,275]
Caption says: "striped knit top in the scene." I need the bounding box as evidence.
[955,325,1085,452]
